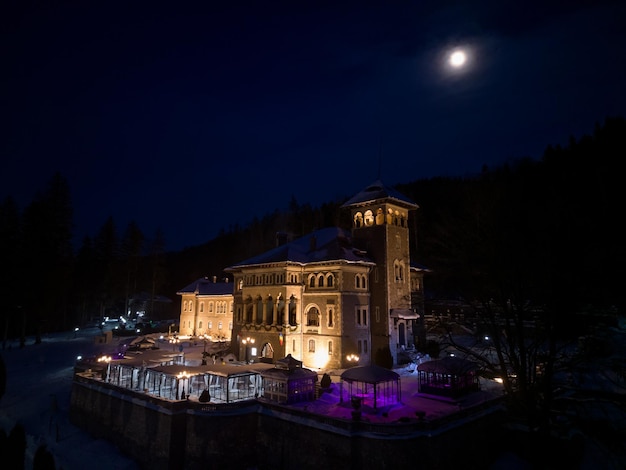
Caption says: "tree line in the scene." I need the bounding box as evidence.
[1,116,624,347]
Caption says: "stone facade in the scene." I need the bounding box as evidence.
[177,276,234,341]
[177,180,428,369]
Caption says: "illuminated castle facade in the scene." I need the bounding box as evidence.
[223,180,426,369]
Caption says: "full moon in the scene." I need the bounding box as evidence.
[449,50,467,68]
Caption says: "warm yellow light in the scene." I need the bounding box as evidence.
[311,351,330,369]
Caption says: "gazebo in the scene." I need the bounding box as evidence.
[260,354,317,404]
[340,365,401,411]
[417,356,480,398]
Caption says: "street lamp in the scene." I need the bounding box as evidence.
[242,337,255,363]
[97,355,112,381]
[346,354,359,367]
[176,371,189,400]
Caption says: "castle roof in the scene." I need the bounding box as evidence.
[176,277,233,296]
[341,179,418,209]
[226,226,375,269]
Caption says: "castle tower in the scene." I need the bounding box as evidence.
[341,180,419,366]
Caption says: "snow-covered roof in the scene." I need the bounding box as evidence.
[176,277,233,295]
[341,365,400,384]
[226,226,375,269]
[417,357,479,375]
[341,180,418,209]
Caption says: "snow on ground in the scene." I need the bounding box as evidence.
[3,325,623,469]
[0,327,140,469]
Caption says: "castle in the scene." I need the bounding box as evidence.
[178,180,428,369]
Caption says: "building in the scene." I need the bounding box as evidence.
[221,180,427,369]
[176,276,234,341]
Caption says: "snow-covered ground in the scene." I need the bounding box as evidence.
[2,325,624,469]
[0,328,140,469]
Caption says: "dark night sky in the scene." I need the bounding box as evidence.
[2,1,625,251]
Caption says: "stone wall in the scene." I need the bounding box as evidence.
[70,378,505,469]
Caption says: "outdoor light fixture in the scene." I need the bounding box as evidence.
[176,371,190,400]
[346,354,359,363]
[242,337,255,363]
[97,355,112,382]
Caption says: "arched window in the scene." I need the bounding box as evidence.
[354,212,363,228]
[307,307,319,327]
[326,274,334,287]
[364,210,374,226]
[289,295,297,325]
[308,339,316,353]
[317,274,324,287]
[376,207,384,225]
[309,276,315,288]
[256,296,263,324]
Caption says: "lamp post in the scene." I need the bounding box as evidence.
[346,353,359,367]
[97,354,112,381]
[242,337,255,364]
[176,371,189,400]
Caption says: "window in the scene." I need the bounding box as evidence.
[309,276,315,287]
[354,212,363,228]
[198,321,203,329]
[364,210,374,226]
[356,307,368,326]
[328,341,333,355]
[208,321,212,329]
[376,207,384,225]
[327,274,334,287]
[218,321,223,330]
[327,308,334,328]
[307,307,319,327]
[200,302,204,313]
[209,302,214,313]
[308,339,315,353]
[318,275,324,287]
[394,260,405,282]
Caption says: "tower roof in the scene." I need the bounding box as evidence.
[341,180,418,210]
